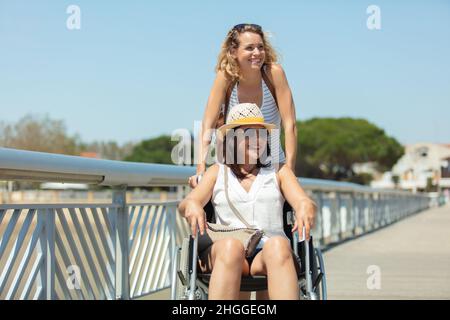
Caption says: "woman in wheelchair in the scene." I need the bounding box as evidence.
[178,103,316,300]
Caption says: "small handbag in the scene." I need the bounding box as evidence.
[197,166,264,257]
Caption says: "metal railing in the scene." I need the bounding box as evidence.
[0,147,432,299]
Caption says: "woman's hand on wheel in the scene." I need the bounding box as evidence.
[292,199,317,241]
[184,199,208,238]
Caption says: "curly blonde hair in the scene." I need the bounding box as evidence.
[215,24,279,82]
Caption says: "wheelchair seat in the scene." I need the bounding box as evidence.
[173,198,327,300]
[195,200,306,292]
[198,274,269,292]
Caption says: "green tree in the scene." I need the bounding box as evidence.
[125,135,179,164]
[294,117,403,183]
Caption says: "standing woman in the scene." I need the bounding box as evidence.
[189,23,298,187]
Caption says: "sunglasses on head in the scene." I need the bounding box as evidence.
[232,23,262,32]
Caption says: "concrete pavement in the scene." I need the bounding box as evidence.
[323,203,450,299]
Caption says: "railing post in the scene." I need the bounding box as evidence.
[350,192,356,236]
[168,203,178,300]
[336,193,342,240]
[38,208,55,300]
[113,186,130,300]
[373,192,379,229]
[313,192,323,246]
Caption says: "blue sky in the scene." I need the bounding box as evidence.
[1,0,449,146]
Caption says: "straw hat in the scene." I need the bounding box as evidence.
[217,103,276,136]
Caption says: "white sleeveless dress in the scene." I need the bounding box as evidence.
[212,163,288,249]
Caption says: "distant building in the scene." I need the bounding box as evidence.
[371,143,450,192]
[80,151,100,159]
[370,171,396,189]
[440,156,450,189]
[352,161,379,176]
[40,182,88,190]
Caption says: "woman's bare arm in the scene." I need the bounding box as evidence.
[179,164,219,236]
[267,64,298,172]
[195,71,230,177]
[277,164,317,240]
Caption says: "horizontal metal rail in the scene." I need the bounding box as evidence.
[0,147,434,300]
[0,147,423,194]
[0,147,194,187]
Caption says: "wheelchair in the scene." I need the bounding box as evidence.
[171,201,327,300]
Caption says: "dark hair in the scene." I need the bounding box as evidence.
[217,129,271,179]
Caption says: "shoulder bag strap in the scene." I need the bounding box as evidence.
[224,80,235,116]
[216,80,236,128]
[261,64,279,108]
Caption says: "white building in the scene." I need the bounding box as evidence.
[371,142,450,192]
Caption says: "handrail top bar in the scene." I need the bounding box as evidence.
[298,177,413,195]
[0,147,195,187]
[0,147,418,195]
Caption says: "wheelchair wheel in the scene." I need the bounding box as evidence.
[195,285,208,300]
[298,240,323,300]
[310,247,321,300]
[313,280,321,300]
[175,237,190,300]
[314,247,327,300]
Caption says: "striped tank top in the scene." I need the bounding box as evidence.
[228,74,286,164]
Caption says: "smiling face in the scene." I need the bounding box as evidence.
[233,124,268,165]
[231,32,266,73]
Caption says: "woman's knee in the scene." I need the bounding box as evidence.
[263,236,293,265]
[213,238,245,266]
